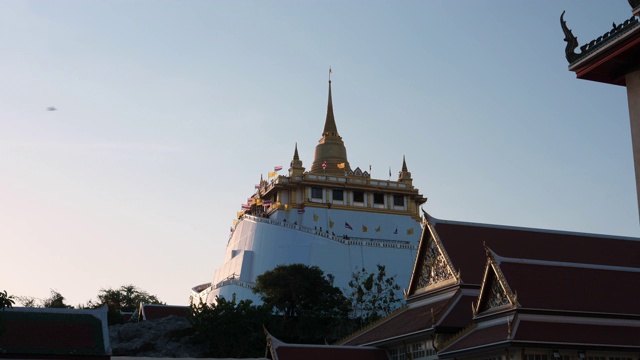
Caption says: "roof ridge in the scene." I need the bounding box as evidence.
[432,218,640,241]
[498,256,640,273]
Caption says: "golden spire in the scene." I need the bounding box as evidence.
[398,155,413,184]
[309,72,351,175]
[289,142,305,177]
[323,69,338,137]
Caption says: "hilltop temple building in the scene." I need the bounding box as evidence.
[264,3,640,360]
[191,78,427,304]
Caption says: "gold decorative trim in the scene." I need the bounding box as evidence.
[473,246,519,315]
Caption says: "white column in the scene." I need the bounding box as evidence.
[625,68,640,222]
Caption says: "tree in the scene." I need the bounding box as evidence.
[0,290,14,336]
[253,264,350,343]
[0,290,14,310]
[42,290,73,308]
[189,295,269,358]
[86,284,163,324]
[14,296,37,307]
[347,264,403,327]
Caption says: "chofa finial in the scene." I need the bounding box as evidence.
[560,11,581,64]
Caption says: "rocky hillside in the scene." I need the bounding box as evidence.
[109,315,208,358]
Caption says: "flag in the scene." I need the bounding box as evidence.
[375,226,381,232]
[263,200,272,207]
[393,227,398,234]
[345,222,353,230]
[329,220,334,228]
[337,162,345,169]
[322,161,327,170]
[241,204,250,210]
[247,198,253,204]
[297,208,305,215]
[255,184,260,189]
[268,171,277,178]
[407,228,414,235]
[362,225,368,232]
[313,213,319,221]
[274,165,283,171]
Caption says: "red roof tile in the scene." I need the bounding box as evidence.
[514,320,640,348]
[343,297,451,346]
[500,261,640,315]
[139,304,189,321]
[0,307,109,359]
[437,294,476,329]
[440,322,509,354]
[434,220,640,285]
[274,345,388,360]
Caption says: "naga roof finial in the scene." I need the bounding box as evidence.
[561,11,581,64]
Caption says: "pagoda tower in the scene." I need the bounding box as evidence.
[562,1,640,221]
[309,77,352,175]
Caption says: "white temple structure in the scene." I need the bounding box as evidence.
[192,77,427,304]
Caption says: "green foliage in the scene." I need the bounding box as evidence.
[86,284,163,325]
[347,264,403,327]
[42,289,73,309]
[0,290,14,336]
[253,264,350,343]
[0,290,14,310]
[188,295,269,358]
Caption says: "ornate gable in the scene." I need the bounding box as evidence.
[407,212,459,296]
[473,246,518,316]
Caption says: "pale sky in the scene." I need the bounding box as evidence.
[1,0,638,307]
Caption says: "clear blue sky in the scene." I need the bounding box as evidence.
[1,1,638,306]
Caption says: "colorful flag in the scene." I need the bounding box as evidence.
[241,204,250,210]
[375,226,381,232]
[362,225,368,232]
[268,171,277,178]
[297,208,305,214]
[329,220,334,228]
[313,213,319,221]
[255,184,260,189]
[322,161,327,170]
[247,198,253,204]
[337,162,345,169]
[345,222,353,230]
[263,200,272,207]
[407,228,415,235]
[274,165,283,171]
[393,227,398,234]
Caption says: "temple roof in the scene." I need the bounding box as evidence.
[340,289,476,346]
[267,329,386,360]
[137,303,189,321]
[562,7,640,85]
[429,217,640,285]
[0,306,110,359]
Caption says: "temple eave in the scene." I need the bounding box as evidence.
[569,25,640,85]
